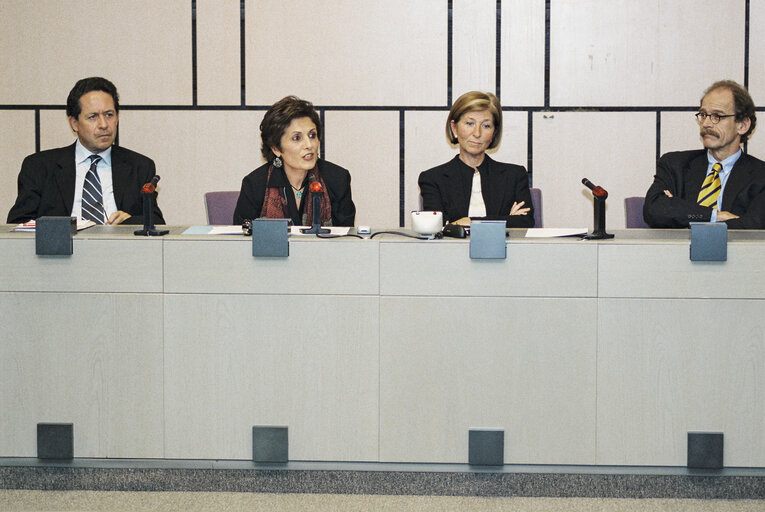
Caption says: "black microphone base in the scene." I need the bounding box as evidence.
[582,231,614,240]
[300,225,330,234]
[134,227,170,236]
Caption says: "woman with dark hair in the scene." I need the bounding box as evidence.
[418,91,533,227]
[233,96,355,226]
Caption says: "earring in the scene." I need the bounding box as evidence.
[273,156,283,168]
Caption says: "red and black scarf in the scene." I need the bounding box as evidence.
[260,164,333,225]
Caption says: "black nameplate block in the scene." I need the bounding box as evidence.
[253,218,289,258]
[35,216,76,256]
[690,222,727,262]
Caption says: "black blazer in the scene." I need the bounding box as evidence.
[233,159,356,226]
[418,155,534,228]
[643,149,765,229]
[7,143,165,225]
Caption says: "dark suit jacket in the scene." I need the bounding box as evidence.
[418,155,534,228]
[232,159,356,226]
[7,142,165,225]
[643,149,765,229]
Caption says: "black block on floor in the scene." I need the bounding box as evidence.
[687,432,723,469]
[469,428,504,466]
[37,423,73,459]
[252,426,288,463]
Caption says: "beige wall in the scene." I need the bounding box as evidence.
[1,0,762,228]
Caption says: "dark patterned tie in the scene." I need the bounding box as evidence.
[82,155,105,224]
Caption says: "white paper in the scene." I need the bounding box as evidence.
[525,228,587,238]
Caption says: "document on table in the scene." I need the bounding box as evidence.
[525,228,587,238]
[12,219,96,232]
[182,225,351,236]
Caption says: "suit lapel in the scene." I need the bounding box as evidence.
[110,147,133,209]
[480,157,504,215]
[684,153,708,202]
[445,156,473,215]
[54,143,77,215]
[721,153,754,211]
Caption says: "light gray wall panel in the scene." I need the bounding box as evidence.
[0,0,192,105]
[452,0,496,97]
[533,112,656,229]
[0,111,35,223]
[659,111,706,157]
[0,292,164,458]
[245,0,447,106]
[164,238,379,295]
[598,298,765,466]
[500,0,545,106]
[380,297,597,464]
[197,0,241,105]
[0,237,162,293]
[119,111,265,225]
[599,242,765,299]
[163,294,379,460]
[550,0,745,106]
[749,0,765,103]
[324,111,400,228]
[379,239,597,297]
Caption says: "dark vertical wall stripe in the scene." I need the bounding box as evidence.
[655,111,661,162]
[447,0,453,106]
[320,109,326,159]
[240,0,246,106]
[399,110,405,227]
[34,109,40,153]
[527,110,533,186]
[495,0,501,100]
[191,0,198,106]
[544,0,551,109]
[745,0,750,89]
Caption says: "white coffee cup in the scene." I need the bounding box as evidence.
[411,211,443,235]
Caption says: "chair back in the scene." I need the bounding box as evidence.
[204,191,240,225]
[530,188,543,228]
[625,196,650,228]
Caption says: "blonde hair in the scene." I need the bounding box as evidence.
[446,91,503,149]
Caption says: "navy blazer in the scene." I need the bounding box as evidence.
[418,155,534,228]
[7,142,165,225]
[643,149,765,229]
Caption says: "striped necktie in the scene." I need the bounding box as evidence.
[697,162,723,210]
[82,155,105,224]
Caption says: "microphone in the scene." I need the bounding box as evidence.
[300,178,330,234]
[141,175,161,194]
[582,178,608,199]
[134,174,168,236]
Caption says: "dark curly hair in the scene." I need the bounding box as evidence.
[260,96,322,162]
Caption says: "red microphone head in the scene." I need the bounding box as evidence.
[309,181,323,193]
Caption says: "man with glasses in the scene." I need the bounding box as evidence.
[643,80,765,228]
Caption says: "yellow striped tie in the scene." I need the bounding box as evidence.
[697,162,723,209]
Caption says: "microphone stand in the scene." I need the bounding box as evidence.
[134,176,169,236]
[301,182,330,234]
[581,178,614,240]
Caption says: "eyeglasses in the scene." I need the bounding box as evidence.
[695,112,736,124]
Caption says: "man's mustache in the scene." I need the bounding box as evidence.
[701,129,718,138]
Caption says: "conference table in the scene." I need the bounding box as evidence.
[1,225,764,468]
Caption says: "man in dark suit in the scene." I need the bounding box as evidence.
[7,77,164,225]
[644,80,765,229]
